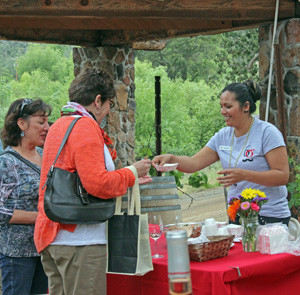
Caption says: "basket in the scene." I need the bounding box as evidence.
[188,235,234,262]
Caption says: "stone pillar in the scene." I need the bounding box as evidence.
[73,46,136,169]
[259,19,300,163]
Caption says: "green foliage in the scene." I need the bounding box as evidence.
[135,59,224,159]
[16,43,73,84]
[215,29,259,84]
[10,69,71,122]
[136,35,222,85]
[3,44,75,123]
[188,171,208,188]
[287,165,300,208]
[0,41,27,78]
[136,29,259,86]
[166,170,185,188]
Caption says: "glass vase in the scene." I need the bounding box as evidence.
[241,215,259,252]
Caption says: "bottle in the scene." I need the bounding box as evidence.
[166,230,193,295]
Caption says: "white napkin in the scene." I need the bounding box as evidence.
[187,233,210,244]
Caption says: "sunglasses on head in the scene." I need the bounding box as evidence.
[19,98,34,117]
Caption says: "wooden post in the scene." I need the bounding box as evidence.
[155,76,162,176]
[274,43,287,144]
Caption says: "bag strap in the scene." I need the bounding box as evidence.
[43,117,81,189]
[0,151,41,175]
[52,117,82,167]
[115,166,140,216]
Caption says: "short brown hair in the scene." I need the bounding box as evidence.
[69,68,116,106]
[1,98,52,147]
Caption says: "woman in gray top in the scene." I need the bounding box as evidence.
[0,98,51,295]
[152,80,290,225]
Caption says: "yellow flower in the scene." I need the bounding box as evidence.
[241,188,257,200]
[255,189,266,198]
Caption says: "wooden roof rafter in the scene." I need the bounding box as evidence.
[0,0,297,47]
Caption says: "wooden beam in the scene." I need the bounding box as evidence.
[0,0,295,46]
[0,16,233,31]
[0,28,103,47]
[0,0,295,20]
[132,41,167,51]
[0,19,264,47]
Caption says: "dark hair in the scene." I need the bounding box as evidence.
[221,79,262,114]
[1,98,52,147]
[68,68,116,106]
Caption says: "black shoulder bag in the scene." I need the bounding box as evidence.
[43,117,115,224]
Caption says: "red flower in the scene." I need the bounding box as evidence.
[227,200,241,222]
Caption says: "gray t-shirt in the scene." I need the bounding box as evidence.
[206,117,290,218]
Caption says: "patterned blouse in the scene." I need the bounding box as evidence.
[0,146,42,257]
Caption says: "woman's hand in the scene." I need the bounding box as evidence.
[152,154,174,166]
[9,210,38,224]
[217,146,289,187]
[217,168,246,187]
[132,158,152,178]
[138,175,153,185]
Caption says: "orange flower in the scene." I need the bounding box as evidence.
[227,200,241,222]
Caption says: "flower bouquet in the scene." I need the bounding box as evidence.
[227,188,269,252]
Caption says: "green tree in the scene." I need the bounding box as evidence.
[135,59,224,159]
[11,70,71,121]
[0,73,14,128]
[136,29,259,86]
[16,44,73,84]
[215,29,259,84]
[136,35,222,85]
[0,41,28,79]
[7,44,74,123]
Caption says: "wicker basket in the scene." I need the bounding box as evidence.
[188,235,234,262]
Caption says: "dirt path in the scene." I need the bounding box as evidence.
[180,186,228,223]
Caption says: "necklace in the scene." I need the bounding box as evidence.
[229,117,254,169]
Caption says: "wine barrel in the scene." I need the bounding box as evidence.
[123,176,182,225]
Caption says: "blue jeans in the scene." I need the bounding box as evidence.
[0,254,48,295]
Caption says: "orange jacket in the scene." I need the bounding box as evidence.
[34,116,135,253]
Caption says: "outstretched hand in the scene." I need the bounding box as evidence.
[217,168,246,187]
[132,157,152,178]
[152,154,173,166]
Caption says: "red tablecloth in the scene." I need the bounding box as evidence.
[107,234,300,295]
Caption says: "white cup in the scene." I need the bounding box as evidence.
[217,227,229,235]
[205,218,216,225]
[205,223,218,236]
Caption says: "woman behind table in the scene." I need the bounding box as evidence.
[0,98,51,295]
[34,67,151,295]
[153,80,290,226]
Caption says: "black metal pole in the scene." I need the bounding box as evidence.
[155,76,162,176]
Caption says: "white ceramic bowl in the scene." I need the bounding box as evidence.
[154,163,179,172]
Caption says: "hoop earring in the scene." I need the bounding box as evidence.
[21,131,25,137]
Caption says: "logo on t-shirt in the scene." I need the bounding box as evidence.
[242,147,255,162]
